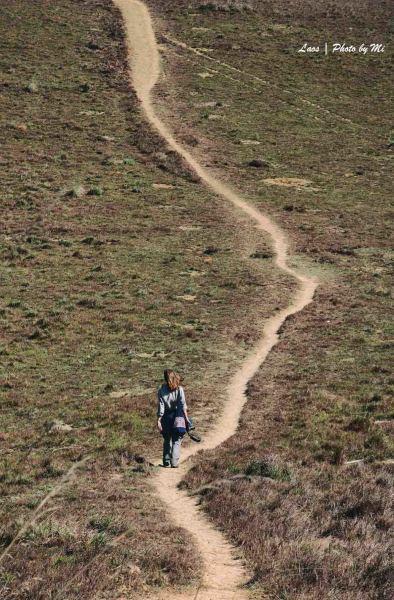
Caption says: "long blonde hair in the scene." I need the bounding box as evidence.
[164,369,181,391]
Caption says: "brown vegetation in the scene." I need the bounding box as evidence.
[147,0,394,597]
[1,0,392,598]
[0,0,285,597]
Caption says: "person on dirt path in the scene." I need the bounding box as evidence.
[157,369,190,468]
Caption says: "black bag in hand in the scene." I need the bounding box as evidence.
[186,417,201,443]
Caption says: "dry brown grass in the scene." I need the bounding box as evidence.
[0,0,302,600]
[147,0,394,597]
[1,0,393,597]
[154,0,393,30]
[0,0,294,597]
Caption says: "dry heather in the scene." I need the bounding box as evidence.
[152,0,393,27]
[197,1,255,12]
[147,0,394,598]
[1,0,393,598]
[0,0,291,597]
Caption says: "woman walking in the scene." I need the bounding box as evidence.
[157,369,189,468]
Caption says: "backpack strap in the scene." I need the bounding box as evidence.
[175,387,182,415]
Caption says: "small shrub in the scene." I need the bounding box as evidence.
[89,514,127,536]
[250,250,273,259]
[35,318,49,329]
[204,246,220,255]
[28,328,44,340]
[87,186,103,196]
[89,514,112,532]
[7,300,22,308]
[77,298,98,309]
[227,463,241,474]
[81,236,103,246]
[89,532,107,547]
[198,0,254,12]
[0,571,16,585]
[248,159,269,168]
[81,236,94,245]
[346,414,371,432]
[364,428,386,449]
[245,457,292,481]
[65,184,86,198]
[39,461,64,479]
[79,82,91,93]
[25,81,38,93]
[52,554,76,567]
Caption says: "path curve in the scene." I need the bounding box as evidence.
[113,2,318,598]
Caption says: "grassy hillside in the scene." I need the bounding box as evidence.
[0,0,392,599]
[144,0,394,598]
[0,1,289,597]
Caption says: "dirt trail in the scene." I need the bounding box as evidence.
[113,1,318,598]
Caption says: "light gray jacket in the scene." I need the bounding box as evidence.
[157,384,187,418]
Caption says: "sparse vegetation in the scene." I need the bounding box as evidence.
[0,0,288,597]
[148,0,393,597]
[1,0,392,598]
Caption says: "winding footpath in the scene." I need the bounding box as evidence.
[113,1,318,598]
